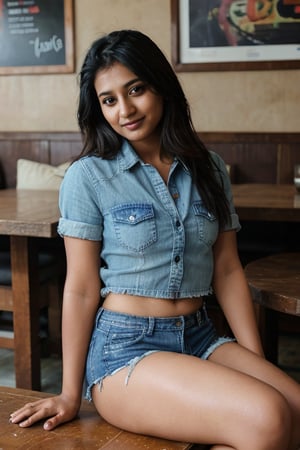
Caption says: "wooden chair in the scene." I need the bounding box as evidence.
[0,235,64,357]
[245,252,300,363]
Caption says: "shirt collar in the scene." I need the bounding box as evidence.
[118,140,142,171]
[117,139,190,174]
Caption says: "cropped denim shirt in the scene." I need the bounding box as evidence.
[58,140,240,299]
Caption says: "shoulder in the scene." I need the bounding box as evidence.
[65,140,135,183]
[64,154,120,186]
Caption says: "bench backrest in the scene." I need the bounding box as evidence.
[0,131,299,188]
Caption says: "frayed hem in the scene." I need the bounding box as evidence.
[85,349,159,401]
[124,350,159,385]
[201,336,236,360]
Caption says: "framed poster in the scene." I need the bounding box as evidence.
[171,0,300,71]
[0,0,74,75]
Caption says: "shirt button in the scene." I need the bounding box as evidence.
[174,255,180,263]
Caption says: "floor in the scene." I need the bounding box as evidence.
[0,333,299,393]
[0,347,62,393]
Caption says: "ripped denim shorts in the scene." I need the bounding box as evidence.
[85,304,234,401]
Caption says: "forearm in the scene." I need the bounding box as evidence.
[213,267,264,356]
[61,291,99,403]
[58,237,102,403]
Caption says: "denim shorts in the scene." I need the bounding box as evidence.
[85,305,234,401]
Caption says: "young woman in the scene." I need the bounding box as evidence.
[10,30,300,450]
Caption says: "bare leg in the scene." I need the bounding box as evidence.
[92,349,293,449]
[209,342,300,450]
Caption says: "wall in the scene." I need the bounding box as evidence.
[0,0,299,133]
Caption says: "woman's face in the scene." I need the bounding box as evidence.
[94,62,163,150]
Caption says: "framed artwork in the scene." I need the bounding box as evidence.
[0,0,74,75]
[171,0,300,71]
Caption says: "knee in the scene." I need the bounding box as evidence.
[251,389,291,449]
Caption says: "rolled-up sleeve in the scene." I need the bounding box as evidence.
[58,159,103,241]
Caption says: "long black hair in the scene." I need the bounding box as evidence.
[77,29,230,227]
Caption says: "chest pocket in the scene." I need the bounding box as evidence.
[192,201,218,246]
[111,203,157,252]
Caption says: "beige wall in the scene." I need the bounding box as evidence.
[0,0,299,132]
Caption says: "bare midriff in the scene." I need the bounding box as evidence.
[102,293,203,317]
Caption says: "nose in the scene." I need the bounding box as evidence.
[119,97,136,118]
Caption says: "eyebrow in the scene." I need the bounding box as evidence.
[98,77,141,98]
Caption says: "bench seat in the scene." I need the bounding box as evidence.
[0,387,208,449]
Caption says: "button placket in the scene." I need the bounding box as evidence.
[144,164,185,293]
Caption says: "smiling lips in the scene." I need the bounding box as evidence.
[121,117,144,130]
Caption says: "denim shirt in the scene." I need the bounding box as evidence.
[58,140,240,299]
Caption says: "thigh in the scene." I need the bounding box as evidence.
[209,341,300,428]
[92,350,288,448]
[210,341,300,403]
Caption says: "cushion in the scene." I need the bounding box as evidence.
[17,159,70,190]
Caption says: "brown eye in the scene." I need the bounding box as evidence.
[102,97,115,106]
[129,84,145,96]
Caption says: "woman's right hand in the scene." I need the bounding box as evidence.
[9,393,81,430]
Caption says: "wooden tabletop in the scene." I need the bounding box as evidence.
[0,189,59,237]
[245,253,300,315]
[0,387,205,450]
[232,184,300,222]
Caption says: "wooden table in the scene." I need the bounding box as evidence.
[0,189,60,390]
[245,253,300,316]
[245,253,300,362]
[232,186,300,360]
[0,387,206,450]
[232,184,300,222]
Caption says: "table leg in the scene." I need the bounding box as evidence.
[10,236,41,390]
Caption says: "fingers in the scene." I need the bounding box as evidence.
[9,395,79,430]
[43,415,61,431]
[10,399,56,428]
